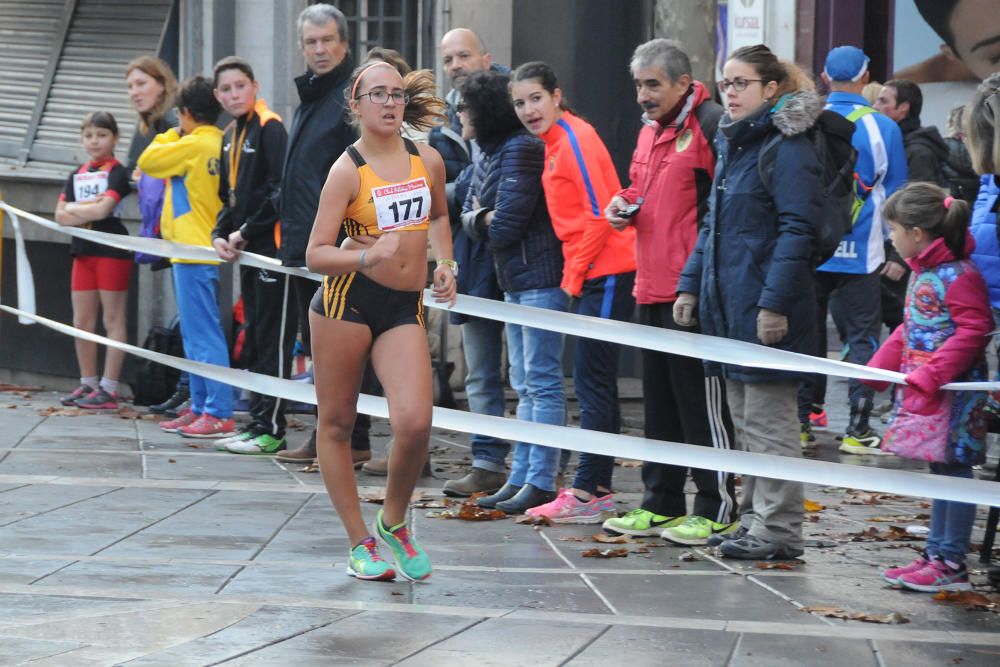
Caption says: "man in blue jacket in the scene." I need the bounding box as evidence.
[799,46,908,454]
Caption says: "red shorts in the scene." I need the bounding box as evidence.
[71,256,133,292]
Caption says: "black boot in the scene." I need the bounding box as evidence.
[476,483,521,509]
[149,387,190,415]
[495,484,556,515]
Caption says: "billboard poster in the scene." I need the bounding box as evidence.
[891,0,993,128]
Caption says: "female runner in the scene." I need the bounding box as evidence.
[306,61,456,582]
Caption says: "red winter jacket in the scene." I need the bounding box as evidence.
[617,81,720,304]
[540,111,636,296]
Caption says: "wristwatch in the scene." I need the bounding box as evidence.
[436,258,459,277]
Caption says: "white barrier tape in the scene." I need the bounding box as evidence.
[3,304,999,508]
[3,201,999,391]
[0,207,37,324]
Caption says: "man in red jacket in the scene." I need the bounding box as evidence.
[603,39,737,545]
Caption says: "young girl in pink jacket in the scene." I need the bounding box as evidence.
[865,182,992,593]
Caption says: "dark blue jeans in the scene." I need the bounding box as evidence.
[571,272,635,494]
[927,462,977,564]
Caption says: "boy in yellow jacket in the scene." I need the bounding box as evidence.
[138,75,235,438]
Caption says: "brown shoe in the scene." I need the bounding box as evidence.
[362,439,392,476]
[275,431,316,463]
[442,468,507,497]
[352,449,371,469]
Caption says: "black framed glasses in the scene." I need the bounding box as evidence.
[717,77,763,93]
[357,90,409,105]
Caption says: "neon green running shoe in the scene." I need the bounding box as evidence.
[601,508,684,537]
[661,515,738,546]
[347,536,396,581]
[375,509,432,581]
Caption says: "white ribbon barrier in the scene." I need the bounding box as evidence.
[3,304,999,507]
[4,202,995,391]
[3,200,999,392]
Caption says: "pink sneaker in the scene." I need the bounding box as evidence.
[898,558,972,593]
[526,489,614,524]
[160,409,197,433]
[881,553,929,585]
[178,414,235,439]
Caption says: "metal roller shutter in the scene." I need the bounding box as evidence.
[30,0,174,168]
[0,0,65,160]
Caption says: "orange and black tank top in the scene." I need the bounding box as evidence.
[342,137,432,237]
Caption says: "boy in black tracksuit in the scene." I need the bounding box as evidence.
[210,57,294,454]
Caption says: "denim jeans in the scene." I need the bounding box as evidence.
[172,263,232,418]
[571,272,635,495]
[505,287,567,492]
[462,317,510,472]
[926,462,977,564]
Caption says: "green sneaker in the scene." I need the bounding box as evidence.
[800,422,816,450]
[375,509,432,581]
[214,429,255,451]
[347,536,396,581]
[838,430,890,456]
[661,515,738,546]
[601,508,684,537]
[225,433,286,455]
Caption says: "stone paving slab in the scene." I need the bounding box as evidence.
[566,625,739,666]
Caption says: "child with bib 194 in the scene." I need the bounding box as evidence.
[864,182,993,593]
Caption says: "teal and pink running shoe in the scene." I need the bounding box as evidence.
[375,509,432,581]
[898,557,971,593]
[347,536,396,581]
[526,488,615,524]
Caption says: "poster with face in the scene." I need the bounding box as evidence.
[892,0,997,128]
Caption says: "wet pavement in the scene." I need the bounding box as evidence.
[0,379,998,666]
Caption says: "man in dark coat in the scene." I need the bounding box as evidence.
[274,4,366,466]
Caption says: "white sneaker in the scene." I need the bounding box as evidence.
[213,430,255,450]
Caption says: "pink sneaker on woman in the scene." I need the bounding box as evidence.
[526,489,614,524]
[881,553,929,585]
[898,558,972,592]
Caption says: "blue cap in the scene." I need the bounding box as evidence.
[824,46,870,82]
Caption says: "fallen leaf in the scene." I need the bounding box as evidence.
[679,551,700,562]
[615,458,642,468]
[391,591,404,596]
[581,547,629,558]
[1,404,16,409]
[633,546,651,554]
[801,606,909,624]
[592,533,632,544]
[427,498,506,521]
[184,443,212,449]
[755,560,804,570]
[36,406,86,417]
[113,407,142,420]
[299,461,320,473]
[804,499,825,512]
[168,458,177,463]
[557,535,586,542]
[932,590,1000,613]
[807,515,820,523]
[515,514,552,526]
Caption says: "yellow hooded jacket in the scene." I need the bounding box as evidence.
[137,125,223,264]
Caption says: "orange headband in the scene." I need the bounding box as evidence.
[350,61,397,100]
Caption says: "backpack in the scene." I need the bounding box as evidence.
[758,106,872,263]
[131,317,184,406]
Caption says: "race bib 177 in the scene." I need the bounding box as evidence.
[372,177,431,232]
